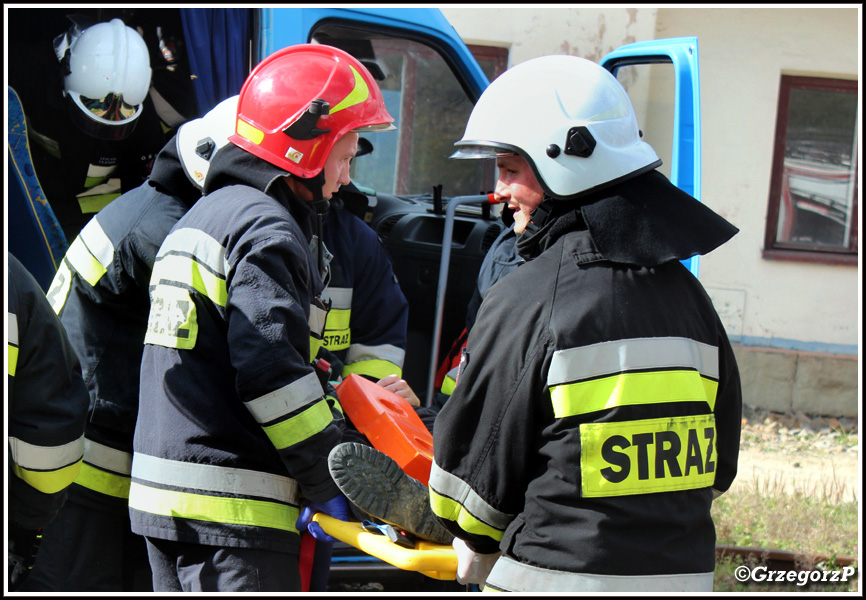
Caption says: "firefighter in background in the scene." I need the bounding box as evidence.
[7,254,89,591]
[129,44,396,592]
[17,100,236,593]
[13,16,166,244]
[426,55,743,591]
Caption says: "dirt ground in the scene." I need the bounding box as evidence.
[731,407,860,503]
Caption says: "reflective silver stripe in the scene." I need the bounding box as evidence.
[548,337,719,386]
[84,438,132,475]
[7,312,18,345]
[245,372,324,424]
[309,302,329,336]
[8,435,85,470]
[486,556,714,592]
[131,453,299,503]
[345,343,406,369]
[322,286,352,310]
[155,228,228,279]
[79,217,115,269]
[429,461,513,531]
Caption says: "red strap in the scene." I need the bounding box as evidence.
[298,532,316,592]
[434,328,468,387]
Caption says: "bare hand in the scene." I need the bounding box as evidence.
[377,374,421,406]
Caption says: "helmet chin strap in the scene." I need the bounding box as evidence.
[523,198,555,237]
[299,170,327,204]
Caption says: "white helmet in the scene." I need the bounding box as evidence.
[54,18,152,140]
[176,96,239,190]
[451,55,660,199]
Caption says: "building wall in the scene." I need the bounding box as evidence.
[442,6,861,417]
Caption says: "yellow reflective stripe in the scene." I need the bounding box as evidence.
[75,463,131,499]
[7,313,18,376]
[78,193,120,214]
[262,399,333,450]
[440,376,456,396]
[551,370,718,418]
[329,395,344,416]
[46,261,74,314]
[428,462,512,540]
[13,460,83,494]
[342,359,402,381]
[153,254,227,307]
[331,66,370,114]
[236,118,264,145]
[310,336,323,361]
[8,343,18,377]
[65,237,107,287]
[324,308,351,331]
[323,330,350,351]
[145,284,198,349]
[128,481,299,532]
[429,488,503,542]
[580,414,717,498]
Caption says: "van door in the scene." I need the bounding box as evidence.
[601,37,703,276]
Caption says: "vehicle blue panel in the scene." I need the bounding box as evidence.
[259,7,489,99]
[601,37,702,276]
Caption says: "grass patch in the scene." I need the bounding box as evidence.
[712,475,859,592]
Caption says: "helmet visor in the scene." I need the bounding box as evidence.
[450,142,517,160]
[80,93,139,121]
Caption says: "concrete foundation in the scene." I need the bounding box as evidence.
[732,345,859,418]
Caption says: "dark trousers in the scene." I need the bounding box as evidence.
[145,537,301,592]
[17,495,151,592]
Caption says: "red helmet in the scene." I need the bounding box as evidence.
[229,44,395,179]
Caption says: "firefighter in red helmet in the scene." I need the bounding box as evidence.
[129,44,395,592]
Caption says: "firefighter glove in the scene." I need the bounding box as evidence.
[295,493,350,544]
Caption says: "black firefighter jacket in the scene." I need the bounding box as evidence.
[44,139,200,513]
[8,254,88,530]
[429,170,743,592]
[129,144,343,555]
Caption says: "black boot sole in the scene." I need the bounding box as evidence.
[328,442,453,545]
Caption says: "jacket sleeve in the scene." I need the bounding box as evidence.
[226,234,343,502]
[429,279,551,554]
[336,213,408,381]
[7,255,88,529]
[711,318,743,495]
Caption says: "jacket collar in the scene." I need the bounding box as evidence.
[517,170,738,267]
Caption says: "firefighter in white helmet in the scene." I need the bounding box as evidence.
[420,55,744,592]
[20,17,165,244]
[19,98,237,593]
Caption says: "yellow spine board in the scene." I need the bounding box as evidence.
[312,513,457,580]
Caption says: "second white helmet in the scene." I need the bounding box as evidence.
[54,18,152,140]
[451,55,660,199]
[176,95,239,190]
